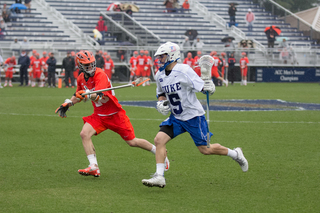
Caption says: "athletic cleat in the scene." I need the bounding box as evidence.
[142,173,166,188]
[234,147,248,172]
[164,156,170,172]
[78,165,100,177]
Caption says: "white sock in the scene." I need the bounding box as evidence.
[227,148,238,160]
[156,163,165,176]
[87,154,98,166]
[150,145,156,154]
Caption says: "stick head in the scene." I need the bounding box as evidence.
[132,77,150,87]
[199,55,214,79]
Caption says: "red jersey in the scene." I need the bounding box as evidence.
[129,56,137,69]
[239,57,249,68]
[40,56,49,70]
[31,59,42,72]
[193,56,201,76]
[76,68,122,116]
[154,58,160,74]
[136,55,147,69]
[104,59,114,79]
[4,58,16,72]
[183,57,194,68]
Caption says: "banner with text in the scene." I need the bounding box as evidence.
[256,68,320,82]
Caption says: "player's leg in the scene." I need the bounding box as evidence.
[142,131,171,188]
[78,122,100,177]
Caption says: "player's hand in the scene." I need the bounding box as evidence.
[157,100,171,115]
[75,90,88,102]
[144,66,148,71]
[202,79,215,95]
[55,99,73,118]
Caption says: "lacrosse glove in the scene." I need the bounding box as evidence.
[157,100,171,115]
[202,79,215,95]
[55,99,73,118]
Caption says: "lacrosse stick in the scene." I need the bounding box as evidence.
[199,55,214,148]
[82,77,150,95]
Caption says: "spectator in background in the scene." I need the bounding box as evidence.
[239,41,249,56]
[24,0,32,13]
[46,52,57,88]
[193,37,204,50]
[4,56,16,87]
[20,37,30,51]
[95,50,105,69]
[95,16,107,44]
[163,0,174,13]
[181,37,191,58]
[125,5,133,16]
[182,0,190,12]
[62,51,75,88]
[245,9,255,34]
[0,19,7,32]
[227,53,236,85]
[93,29,103,45]
[1,4,10,22]
[18,49,30,86]
[10,37,20,51]
[265,27,277,49]
[117,48,126,62]
[228,3,237,26]
[224,38,235,58]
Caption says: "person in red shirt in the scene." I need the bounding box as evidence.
[183,52,195,70]
[55,50,170,177]
[239,52,249,85]
[144,50,152,86]
[129,51,138,82]
[40,51,49,87]
[136,50,147,80]
[30,53,42,87]
[154,58,160,74]
[95,16,108,45]
[210,51,228,87]
[193,51,202,76]
[29,50,37,86]
[4,56,16,87]
[104,55,114,80]
[182,0,190,10]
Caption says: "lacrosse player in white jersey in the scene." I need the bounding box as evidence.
[142,42,248,188]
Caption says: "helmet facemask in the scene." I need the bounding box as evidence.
[79,61,96,77]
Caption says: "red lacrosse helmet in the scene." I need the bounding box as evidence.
[197,51,201,55]
[76,50,96,76]
[134,51,138,56]
[221,52,226,57]
[241,52,247,56]
[11,56,16,61]
[106,55,111,59]
[139,50,144,55]
[43,51,47,55]
[144,50,149,55]
[187,52,192,58]
[210,51,217,56]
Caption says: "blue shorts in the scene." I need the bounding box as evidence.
[160,114,213,147]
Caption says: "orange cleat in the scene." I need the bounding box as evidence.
[78,165,100,177]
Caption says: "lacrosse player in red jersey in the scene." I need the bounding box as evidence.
[55,50,169,178]
[129,51,138,82]
[239,52,249,85]
[103,55,114,80]
[144,50,152,86]
[210,51,228,87]
[3,56,16,87]
[193,51,202,76]
[30,53,42,87]
[142,42,248,188]
[183,52,195,70]
[136,50,147,80]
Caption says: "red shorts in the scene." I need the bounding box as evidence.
[211,68,220,78]
[33,71,41,79]
[5,71,13,78]
[136,67,145,76]
[82,109,135,141]
[241,67,247,76]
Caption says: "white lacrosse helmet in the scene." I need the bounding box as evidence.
[154,42,180,71]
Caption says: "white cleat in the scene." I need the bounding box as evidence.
[234,147,248,172]
[164,156,170,172]
[225,80,228,87]
[142,173,166,188]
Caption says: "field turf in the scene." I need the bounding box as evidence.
[0,82,319,212]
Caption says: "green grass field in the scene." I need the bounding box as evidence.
[1,83,319,213]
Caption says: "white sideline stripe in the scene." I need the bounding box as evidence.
[1,112,320,124]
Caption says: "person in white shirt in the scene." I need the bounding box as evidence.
[141,42,249,188]
[193,37,204,50]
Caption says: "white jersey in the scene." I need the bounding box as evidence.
[155,63,205,121]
